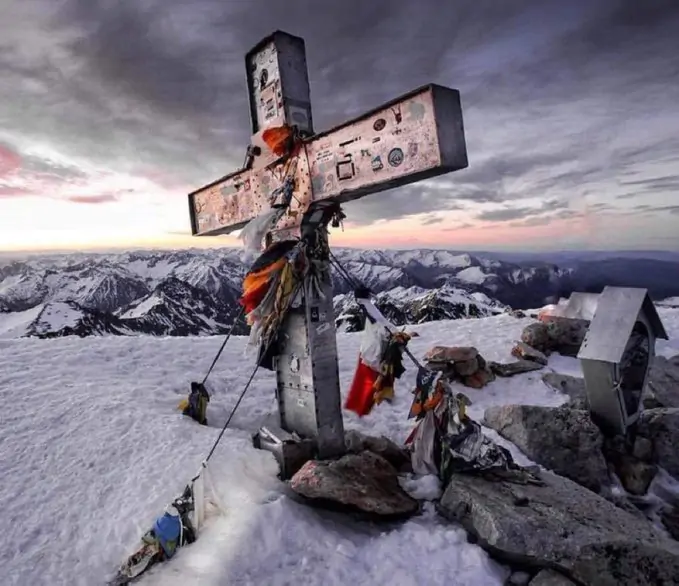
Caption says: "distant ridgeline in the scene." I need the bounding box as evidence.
[1,248,678,338]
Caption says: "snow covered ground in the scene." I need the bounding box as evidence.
[1,309,678,586]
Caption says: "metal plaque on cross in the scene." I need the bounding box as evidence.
[187,30,469,461]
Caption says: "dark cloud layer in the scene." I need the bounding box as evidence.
[1,0,678,230]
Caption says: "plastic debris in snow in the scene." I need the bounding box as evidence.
[109,462,225,585]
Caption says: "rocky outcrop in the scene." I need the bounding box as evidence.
[636,408,679,479]
[438,470,679,586]
[644,355,679,409]
[483,404,609,493]
[289,451,419,519]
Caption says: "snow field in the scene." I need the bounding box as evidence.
[0,309,677,585]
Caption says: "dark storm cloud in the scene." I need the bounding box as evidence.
[1,0,678,227]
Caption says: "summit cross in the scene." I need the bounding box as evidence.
[187,30,468,462]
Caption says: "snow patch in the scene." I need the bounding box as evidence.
[121,294,163,319]
[0,305,43,338]
[455,266,489,285]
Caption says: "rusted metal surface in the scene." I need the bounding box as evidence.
[189,85,467,236]
[189,151,314,236]
[245,31,313,136]
[307,85,467,204]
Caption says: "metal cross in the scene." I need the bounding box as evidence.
[187,30,468,462]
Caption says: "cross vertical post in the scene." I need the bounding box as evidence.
[187,30,469,469]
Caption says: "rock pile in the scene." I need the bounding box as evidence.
[287,334,679,586]
[422,344,547,389]
[485,357,679,543]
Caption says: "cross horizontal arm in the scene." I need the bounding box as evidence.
[188,84,467,237]
[306,84,468,205]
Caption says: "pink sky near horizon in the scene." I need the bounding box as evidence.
[1,137,676,255]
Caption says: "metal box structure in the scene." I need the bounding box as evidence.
[577,286,669,435]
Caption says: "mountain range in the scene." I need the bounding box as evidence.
[1,247,678,339]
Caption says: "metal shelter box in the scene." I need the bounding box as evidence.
[577,286,669,435]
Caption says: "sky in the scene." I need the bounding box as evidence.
[1,0,678,253]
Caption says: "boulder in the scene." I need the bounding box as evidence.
[644,355,679,409]
[490,360,545,378]
[483,404,609,493]
[521,323,551,353]
[636,408,679,479]
[289,451,419,518]
[540,315,589,357]
[438,469,679,586]
[423,345,478,364]
[512,342,549,365]
[529,570,577,586]
[541,373,588,409]
[344,430,412,473]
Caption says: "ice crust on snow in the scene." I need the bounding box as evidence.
[0,309,677,585]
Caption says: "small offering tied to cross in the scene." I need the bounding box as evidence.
[187,31,469,459]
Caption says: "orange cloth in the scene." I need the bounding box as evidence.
[240,258,287,315]
[262,126,294,157]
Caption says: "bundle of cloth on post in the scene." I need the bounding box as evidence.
[404,369,540,486]
[240,239,306,361]
[345,320,413,417]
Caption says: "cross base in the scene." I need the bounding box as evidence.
[253,424,318,480]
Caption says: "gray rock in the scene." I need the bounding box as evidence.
[344,430,412,473]
[438,469,679,586]
[512,341,549,365]
[541,316,589,357]
[637,408,679,479]
[490,360,545,377]
[644,355,679,409]
[483,404,609,493]
[289,451,419,518]
[529,570,577,586]
[521,323,551,353]
[541,373,588,409]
